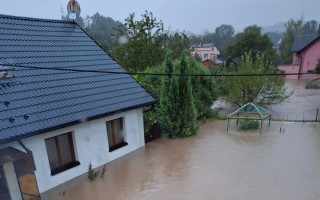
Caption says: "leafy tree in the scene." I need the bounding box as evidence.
[266,32,282,45]
[112,11,167,72]
[221,53,291,107]
[227,25,277,63]
[214,24,235,53]
[279,19,303,64]
[302,20,318,35]
[157,51,198,137]
[186,57,218,118]
[74,16,86,28]
[215,24,235,39]
[166,32,191,60]
[279,19,319,64]
[189,33,202,45]
[84,13,124,51]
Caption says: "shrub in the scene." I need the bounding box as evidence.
[305,78,320,89]
[239,120,259,130]
[88,162,106,180]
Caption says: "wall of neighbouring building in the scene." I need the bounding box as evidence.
[299,39,320,79]
[277,65,300,79]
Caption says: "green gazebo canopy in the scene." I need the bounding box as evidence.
[227,103,271,133]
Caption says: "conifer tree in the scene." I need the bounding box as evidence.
[176,51,198,137]
[157,51,198,137]
[157,51,178,137]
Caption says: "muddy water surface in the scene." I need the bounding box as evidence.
[42,121,320,200]
[267,80,320,120]
[213,80,320,121]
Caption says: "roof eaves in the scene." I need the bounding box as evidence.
[0,101,156,145]
[291,35,319,53]
[297,35,320,53]
[75,21,157,102]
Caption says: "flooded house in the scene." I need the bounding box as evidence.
[278,35,320,79]
[0,14,155,199]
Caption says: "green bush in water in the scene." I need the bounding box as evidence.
[239,120,259,130]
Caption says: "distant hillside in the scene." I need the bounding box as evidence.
[262,22,286,33]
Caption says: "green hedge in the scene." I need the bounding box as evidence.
[239,120,259,130]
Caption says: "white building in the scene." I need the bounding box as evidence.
[191,43,221,61]
[0,14,155,199]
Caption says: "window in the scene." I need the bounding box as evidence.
[204,54,208,59]
[45,132,79,175]
[106,117,127,152]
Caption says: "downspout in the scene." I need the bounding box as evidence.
[17,139,30,152]
[297,54,303,80]
[17,140,37,170]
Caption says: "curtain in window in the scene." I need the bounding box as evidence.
[45,132,76,173]
[106,118,124,148]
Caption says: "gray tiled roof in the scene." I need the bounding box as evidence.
[0,15,156,144]
[191,43,215,48]
[291,35,318,52]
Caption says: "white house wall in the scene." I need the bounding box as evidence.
[0,108,145,193]
[3,162,22,200]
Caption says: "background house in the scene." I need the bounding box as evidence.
[191,43,222,68]
[0,14,155,199]
[191,43,220,60]
[278,35,320,79]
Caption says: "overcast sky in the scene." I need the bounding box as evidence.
[1,0,320,33]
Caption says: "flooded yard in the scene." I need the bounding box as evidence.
[213,79,320,121]
[42,120,320,200]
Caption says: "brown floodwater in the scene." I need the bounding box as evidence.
[42,120,320,200]
[267,79,320,121]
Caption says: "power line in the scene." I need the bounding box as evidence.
[4,63,312,77]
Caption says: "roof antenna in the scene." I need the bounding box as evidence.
[67,0,81,20]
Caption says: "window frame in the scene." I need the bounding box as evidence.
[106,117,128,152]
[45,132,80,176]
[204,53,209,59]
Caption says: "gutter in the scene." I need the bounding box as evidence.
[143,104,156,113]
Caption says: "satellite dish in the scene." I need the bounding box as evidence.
[67,0,81,20]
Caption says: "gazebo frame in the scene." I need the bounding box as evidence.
[227,103,271,133]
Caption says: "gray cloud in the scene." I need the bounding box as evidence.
[1,0,319,33]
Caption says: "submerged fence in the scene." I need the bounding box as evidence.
[217,108,320,123]
[270,108,319,122]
